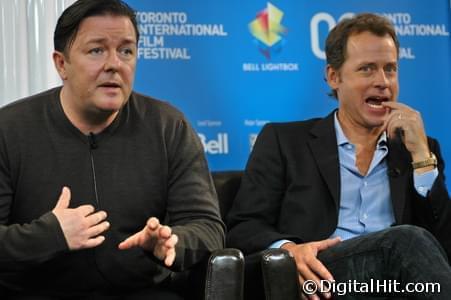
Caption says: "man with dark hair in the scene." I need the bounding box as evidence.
[0,0,224,298]
[227,13,451,299]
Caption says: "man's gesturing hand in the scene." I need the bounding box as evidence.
[52,187,110,250]
[118,217,178,267]
[282,237,341,300]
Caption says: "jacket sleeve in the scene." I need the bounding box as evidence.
[0,129,68,272]
[411,138,451,259]
[226,124,302,255]
[164,116,225,271]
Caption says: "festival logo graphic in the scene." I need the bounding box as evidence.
[249,2,287,59]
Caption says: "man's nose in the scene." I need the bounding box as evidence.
[104,51,121,73]
[373,69,389,89]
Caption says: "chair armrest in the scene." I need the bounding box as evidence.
[242,249,299,300]
[205,248,244,300]
[261,248,299,300]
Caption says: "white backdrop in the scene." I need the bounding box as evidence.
[0,0,75,106]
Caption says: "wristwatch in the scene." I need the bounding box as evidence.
[411,152,437,169]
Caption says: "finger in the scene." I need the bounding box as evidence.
[307,257,334,282]
[381,100,410,110]
[118,231,143,250]
[298,274,329,300]
[77,205,96,217]
[316,237,341,251]
[309,294,320,300]
[164,234,178,248]
[146,217,160,230]
[302,249,334,298]
[298,273,306,292]
[82,235,105,249]
[158,225,172,239]
[310,239,339,282]
[54,186,71,210]
[298,259,323,285]
[164,247,176,267]
[299,274,319,300]
[85,211,108,226]
[383,111,403,138]
[385,117,403,139]
[320,237,342,248]
[154,233,176,257]
[86,220,110,237]
[384,104,415,126]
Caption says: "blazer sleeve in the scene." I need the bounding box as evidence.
[226,123,302,254]
[411,138,451,259]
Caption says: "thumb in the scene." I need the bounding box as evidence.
[54,186,71,210]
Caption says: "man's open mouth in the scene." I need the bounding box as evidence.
[365,96,389,109]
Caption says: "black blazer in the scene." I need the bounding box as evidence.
[226,111,451,258]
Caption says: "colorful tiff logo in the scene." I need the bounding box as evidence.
[249,2,287,60]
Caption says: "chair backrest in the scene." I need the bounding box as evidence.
[209,171,245,300]
[211,171,243,220]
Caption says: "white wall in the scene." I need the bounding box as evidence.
[0,0,75,106]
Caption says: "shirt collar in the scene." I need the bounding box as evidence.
[334,112,387,149]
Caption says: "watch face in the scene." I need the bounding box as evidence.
[429,152,438,166]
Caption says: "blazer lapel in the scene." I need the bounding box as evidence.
[387,137,411,224]
[307,111,411,223]
[307,111,341,209]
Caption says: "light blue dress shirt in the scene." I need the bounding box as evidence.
[330,115,394,240]
[270,113,438,248]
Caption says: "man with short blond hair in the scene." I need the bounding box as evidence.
[227,13,451,299]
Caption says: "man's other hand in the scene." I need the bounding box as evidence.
[118,217,178,267]
[282,237,341,300]
[52,187,110,250]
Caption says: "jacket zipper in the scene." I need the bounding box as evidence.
[88,132,100,207]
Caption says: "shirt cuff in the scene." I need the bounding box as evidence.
[414,168,438,197]
[269,239,293,249]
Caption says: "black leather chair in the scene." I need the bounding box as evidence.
[204,248,244,300]
[173,176,244,300]
[211,171,299,300]
[211,171,243,220]
[194,171,246,300]
[176,247,244,300]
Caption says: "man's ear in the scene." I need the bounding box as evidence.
[326,64,340,90]
[53,51,68,80]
